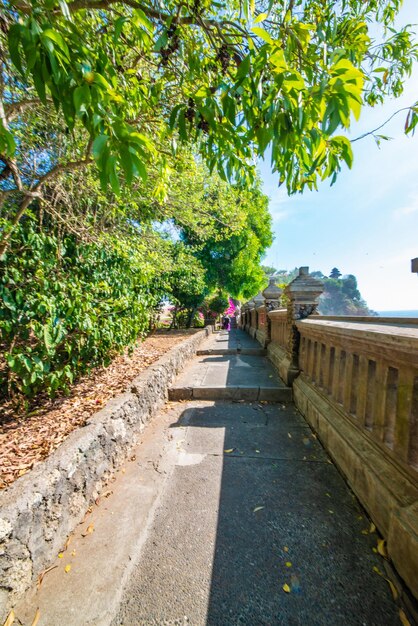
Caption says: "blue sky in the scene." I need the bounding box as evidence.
[259,0,418,311]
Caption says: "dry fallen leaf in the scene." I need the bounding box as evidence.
[64,564,71,573]
[369,523,376,533]
[285,562,292,568]
[224,449,234,453]
[37,565,58,589]
[31,608,40,626]
[377,538,388,558]
[399,609,411,626]
[71,550,76,557]
[282,583,291,593]
[3,609,15,626]
[63,535,72,551]
[386,578,398,601]
[253,506,265,513]
[82,523,94,537]
[58,553,63,558]
[287,433,292,439]
[283,546,289,552]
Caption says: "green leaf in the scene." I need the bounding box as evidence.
[58,0,71,19]
[154,30,168,52]
[108,156,120,195]
[251,27,274,44]
[73,84,91,115]
[41,29,70,58]
[92,135,109,160]
[130,152,148,181]
[254,12,268,24]
[120,147,133,184]
[0,123,17,158]
[7,24,25,75]
[33,70,47,105]
[134,9,153,33]
[43,324,54,351]
[178,110,187,141]
[114,16,129,41]
[169,104,183,130]
[93,73,113,91]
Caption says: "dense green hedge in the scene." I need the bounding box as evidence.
[0,222,155,398]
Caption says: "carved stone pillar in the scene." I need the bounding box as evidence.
[284,267,324,373]
[253,292,264,329]
[262,276,282,344]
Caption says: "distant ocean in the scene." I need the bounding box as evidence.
[377,310,418,318]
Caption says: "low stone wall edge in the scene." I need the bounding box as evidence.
[0,327,210,616]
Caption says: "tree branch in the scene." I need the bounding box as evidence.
[4,98,49,122]
[351,106,412,142]
[0,151,93,257]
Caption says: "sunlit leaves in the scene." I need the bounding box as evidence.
[2,0,416,200]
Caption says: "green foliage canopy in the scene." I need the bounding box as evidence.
[0,220,160,397]
[1,0,418,253]
[182,181,273,299]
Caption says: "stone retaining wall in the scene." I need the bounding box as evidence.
[0,327,211,617]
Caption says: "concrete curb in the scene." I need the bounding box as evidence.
[0,327,211,618]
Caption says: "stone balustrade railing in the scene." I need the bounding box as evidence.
[297,317,418,475]
[240,268,418,600]
[268,309,288,348]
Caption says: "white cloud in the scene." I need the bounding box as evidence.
[393,192,418,219]
[270,209,290,223]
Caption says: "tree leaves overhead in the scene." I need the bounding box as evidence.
[1,0,417,203]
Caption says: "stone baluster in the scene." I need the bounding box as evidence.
[284,266,324,375]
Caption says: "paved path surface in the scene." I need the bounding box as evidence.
[15,330,403,626]
[170,331,291,402]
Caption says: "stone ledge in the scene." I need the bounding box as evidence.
[267,342,299,386]
[255,329,267,348]
[293,374,418,600]
[0,327,211,617]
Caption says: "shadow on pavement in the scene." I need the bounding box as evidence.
[171,401,399,626]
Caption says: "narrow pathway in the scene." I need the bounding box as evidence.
[15,330,402,625]
[113,331,399,625]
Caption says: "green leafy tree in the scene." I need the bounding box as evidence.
[261,265,277,277]
[271,267,375,315]
[319,272,376,315]
[1,0,418,254]
[182,180,273,299]
[329,267,342,279]
[205,293,230,316]
[162,243,208,328]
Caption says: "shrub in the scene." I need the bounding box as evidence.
[0,222,155,398]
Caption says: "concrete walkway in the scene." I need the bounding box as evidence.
[15,330,403,626]
[170,330,291,402]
